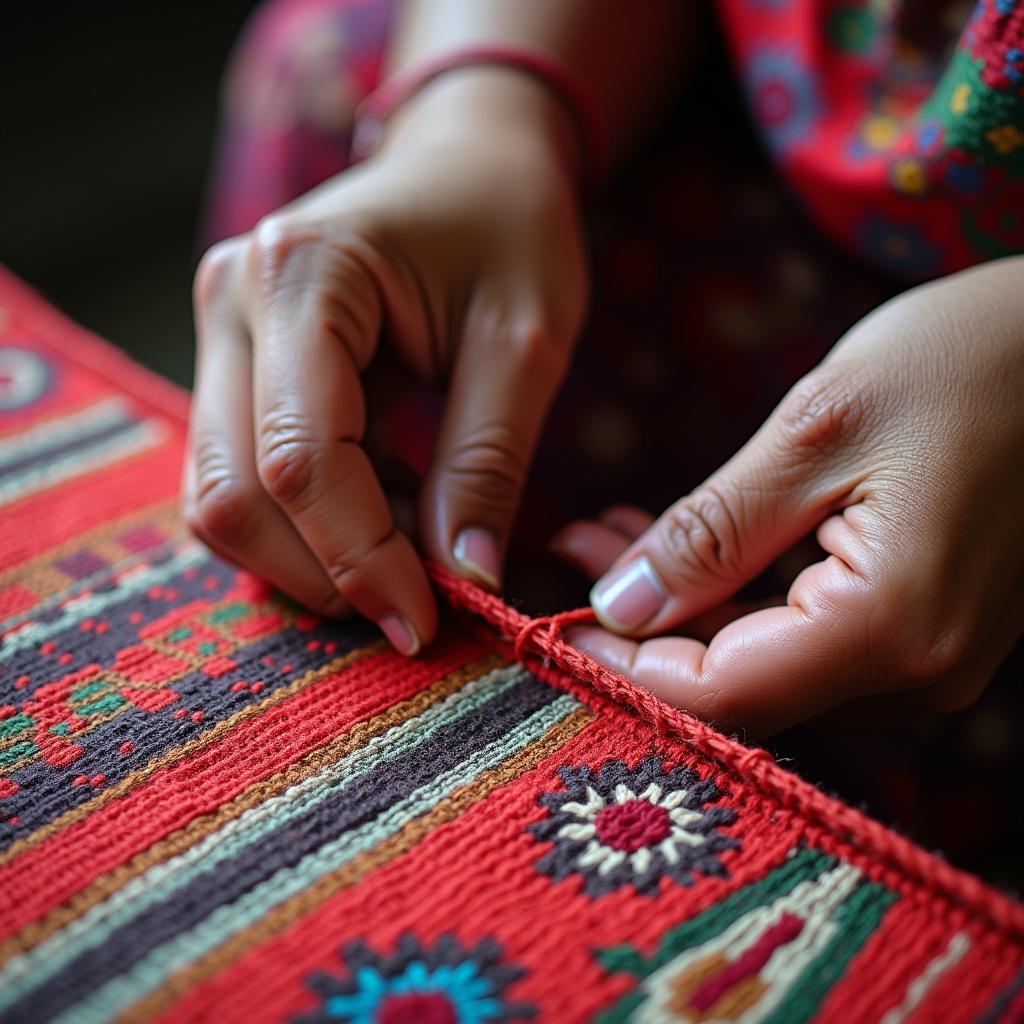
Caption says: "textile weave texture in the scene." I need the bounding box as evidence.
[0,267,1021,1022]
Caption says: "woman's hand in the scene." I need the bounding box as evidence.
[554,257,1024,735]
[184,69,587,654]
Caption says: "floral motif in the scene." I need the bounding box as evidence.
[890,156,930,194]
[593,848,897,1024]
[926,49,1024,176]
[298,934,535,1024]
[858,212,943,277]
[828,7,879,53]
[743,46,823,156]
[530,757,738,897]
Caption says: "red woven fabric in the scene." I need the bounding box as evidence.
[0,267,1021,1022]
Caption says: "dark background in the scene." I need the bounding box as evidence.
[3,2,259,386]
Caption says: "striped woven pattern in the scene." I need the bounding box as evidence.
[0,267,1021,1023]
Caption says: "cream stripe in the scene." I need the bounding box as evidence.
[0,543,206,657]
[0,640,385,867]
[0,665,528,1009]
[0,419,164,507]
[53,693,580,1024]
[122,707,594,1024]
[0,653,500,964]
[0,522,183,634]
[0,397,131,467]
[880,932,971,1024]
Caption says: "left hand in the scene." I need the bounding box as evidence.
[552,257,1024,735]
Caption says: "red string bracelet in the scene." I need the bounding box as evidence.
[350,46,608,191]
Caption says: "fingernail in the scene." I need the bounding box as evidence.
[453,527,501,590]
[590,557,666,632]
[379,614,420,656]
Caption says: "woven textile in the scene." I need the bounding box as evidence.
[0,268,1021,1023]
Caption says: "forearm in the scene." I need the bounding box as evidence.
[386,0,689,169]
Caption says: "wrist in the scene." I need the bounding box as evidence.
[374,65,582,187]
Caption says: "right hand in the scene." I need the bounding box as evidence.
[184,69,589,654]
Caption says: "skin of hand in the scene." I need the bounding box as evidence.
[184,69,588,655]
[552,256,1024,736]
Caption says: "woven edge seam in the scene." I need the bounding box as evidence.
[427,563,1024,943]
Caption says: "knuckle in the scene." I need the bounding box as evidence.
[776,369,867,458]
[322,525,396,592]
[249,214,319,289]
[895,618,976,685]
[659,485,745,586]
[256,411,321,506]
[444,423,527,510]
[313,590,349,619]
[193,238,243,309]
[187,446,258,546]
[506,322,572,380]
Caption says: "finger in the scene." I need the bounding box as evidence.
[249,220,436,654]
[552,517,783,640]
[682,595,785,643]
[588,369,864,636]
[184,240,350,616]
[420,310,572,591]
[572,514,887,735]
[599,505,655,538]
[550,520,633,579]
[551,505,655,576]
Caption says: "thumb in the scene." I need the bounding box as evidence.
[590,371,862,635]
[420,311,572,590]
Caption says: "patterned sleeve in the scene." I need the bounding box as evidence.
[715,0,1024,280]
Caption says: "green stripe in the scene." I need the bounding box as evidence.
[1,664,530,1010]
[597,847,834,981]
[762,879,898,1024]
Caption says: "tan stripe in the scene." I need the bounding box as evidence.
[0,501,181,593]
[119,706,594,1024]
[0,653,504,964]
[0,640,386,870]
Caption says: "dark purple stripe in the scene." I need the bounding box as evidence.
[0,413,143,483]
[0,551,376,850]
[15,670,558,1022]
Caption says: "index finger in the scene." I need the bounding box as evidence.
[247,225,437,653]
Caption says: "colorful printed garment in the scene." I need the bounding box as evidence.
[0,270,1022,1020]
[718,0,1024,277]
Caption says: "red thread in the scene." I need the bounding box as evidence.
[426,561,1024,940]
[511,607,596,664]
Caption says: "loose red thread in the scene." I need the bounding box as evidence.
[511,606,596,664]
[426,561,1024,941]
